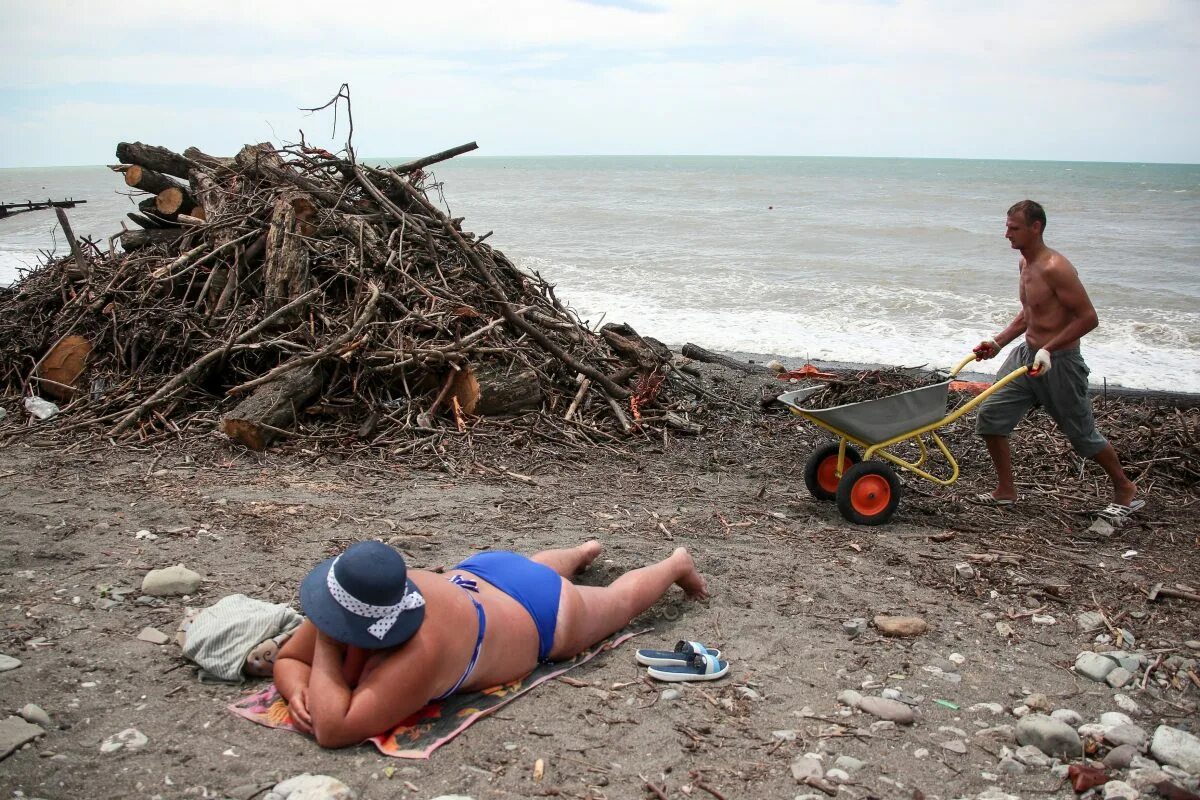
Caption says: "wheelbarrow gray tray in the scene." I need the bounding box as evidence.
[777,381,952,445]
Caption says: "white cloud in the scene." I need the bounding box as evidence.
[1,0,1197,165]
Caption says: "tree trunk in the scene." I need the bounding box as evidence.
[122,165,188,196]
[183,146,234,172]
[601,322,671,369]
[220,367,324,450]
[452,363,543,416]
[262,191,313,314]
[156,185,198,216]
[681,342,774,375]
[115,141,193,180]
[122,228,185,250]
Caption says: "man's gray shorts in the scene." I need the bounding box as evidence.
[975,342,1108,458]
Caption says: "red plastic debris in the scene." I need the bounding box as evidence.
[1067,763,1109,792]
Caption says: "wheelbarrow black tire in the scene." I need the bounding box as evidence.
[836,462,902,525]
[804,443,862,501]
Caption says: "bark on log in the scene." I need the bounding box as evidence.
[122,228,185,250]
[122,165,188,196]
[220,367,324,450]
[452,363,543,416]
[263,191,313,314]
[681,342,774,375]
[156,185,198,216]
[116,141,194,180]
[188,169,223,218]
[183,146,234,172]
[601,323,671,369]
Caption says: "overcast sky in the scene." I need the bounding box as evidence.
[2,0,1197,167]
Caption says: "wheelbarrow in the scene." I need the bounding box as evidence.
[776,353,1031,526]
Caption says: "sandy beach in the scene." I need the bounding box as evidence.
[2,357,1198,800]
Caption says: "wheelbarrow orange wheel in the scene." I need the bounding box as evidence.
[836,462,902,526]
[803,443,861,501]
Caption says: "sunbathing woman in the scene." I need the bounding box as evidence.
[274,539,708,748]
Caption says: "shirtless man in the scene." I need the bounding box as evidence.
[972,200,1138,518]
[274,539,708,748]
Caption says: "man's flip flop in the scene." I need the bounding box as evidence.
[1096,499,1145,522]
[969,493,1016,507]
[636,640,722,667]
[646,652,729,682]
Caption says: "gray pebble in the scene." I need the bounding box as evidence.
[1075,652,1117,682]
[1050,709,1083,726]
[1017,714,1084,762]
[0,654,21,672]
[1103,744,1138,769]
[18,704,51,727]
[833,755,865,773]
[660,689,680,702]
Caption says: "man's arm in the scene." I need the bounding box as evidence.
[994,307,1028,348]
[306,631,438,749]
[1041,257,1098,351]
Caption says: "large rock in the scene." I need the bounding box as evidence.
[1104,723,1148,750]
[1149,725,1200,774]
[0,715,45,760]
[265,774,355,800]
[873,615,928,637]
[141,564,202,596]
[1075,651,1118,682]
[1016,714,1082,759]
[0,654,20,672]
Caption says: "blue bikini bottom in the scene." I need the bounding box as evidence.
[453,551,562,662]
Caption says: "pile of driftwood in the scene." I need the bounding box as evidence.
[0,139,706,451]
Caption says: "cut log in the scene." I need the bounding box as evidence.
[36,335,92,400]
[122,228,185,250]
[115,141,193,180]
[220,367,324,450]
[137,197,178,226]
[155,185,197,216]
[452,363,543,416]
[122,165,188,196]
[681,342,774,375]
[188,169,223,219]
[263,191,313,314]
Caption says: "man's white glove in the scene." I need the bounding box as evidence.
[1031,348,1052,376]
[973,338,1001,360]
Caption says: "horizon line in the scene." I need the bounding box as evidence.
[3,153,1199,170]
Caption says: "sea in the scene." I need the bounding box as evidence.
[2,157,1197,392]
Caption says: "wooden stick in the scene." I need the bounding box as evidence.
[390,141,478,173]
[54,207,90,279]
[564,374,591,421]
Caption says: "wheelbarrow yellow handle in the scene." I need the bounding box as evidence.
[951,352,1041,380]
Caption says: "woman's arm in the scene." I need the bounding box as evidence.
[307,631,438,749]
[273,622,316,733]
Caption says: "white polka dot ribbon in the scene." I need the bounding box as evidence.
[326,555,425,640]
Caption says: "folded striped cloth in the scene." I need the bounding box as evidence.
[181,594,303,681]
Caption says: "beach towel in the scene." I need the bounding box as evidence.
[228,629,643,758]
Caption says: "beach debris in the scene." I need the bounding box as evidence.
[136,626,170,645]
[23,396,59,420]
[1,131,708,452]
[99,728,148,753]
[264,773,355,800]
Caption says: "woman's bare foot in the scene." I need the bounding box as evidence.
[578,540,603,568]
[671,547,709,600]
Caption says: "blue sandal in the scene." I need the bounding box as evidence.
[647,651,729,682]
[636,640,722,667]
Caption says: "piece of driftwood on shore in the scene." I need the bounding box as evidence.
[681,342,774,375]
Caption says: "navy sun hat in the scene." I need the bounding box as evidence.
[300,541,426,650]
